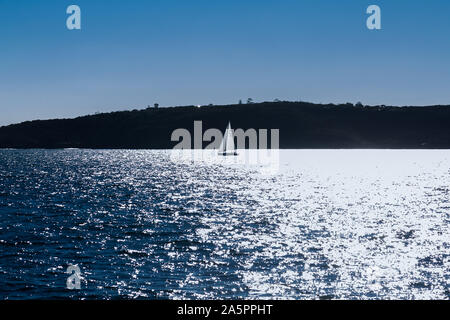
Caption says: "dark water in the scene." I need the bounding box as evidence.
[0,150,449,299]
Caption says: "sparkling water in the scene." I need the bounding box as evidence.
[0,150,448,299]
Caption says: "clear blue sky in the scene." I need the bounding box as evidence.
[1,0,450,126]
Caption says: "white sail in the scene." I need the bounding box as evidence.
[219,122,237,156]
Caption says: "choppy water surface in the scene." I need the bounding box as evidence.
[0,150,449,299]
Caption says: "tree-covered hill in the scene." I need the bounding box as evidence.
[1,101,449,149]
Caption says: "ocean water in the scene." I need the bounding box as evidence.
[0,149,449,300]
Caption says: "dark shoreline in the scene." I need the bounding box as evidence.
[1,101,450,149]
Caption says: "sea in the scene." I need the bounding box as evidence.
[0,149,449,299]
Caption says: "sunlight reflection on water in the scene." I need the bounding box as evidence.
[0,150,449,299]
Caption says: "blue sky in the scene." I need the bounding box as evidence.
[1,0,450,125]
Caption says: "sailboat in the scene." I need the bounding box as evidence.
[218,122,238,156]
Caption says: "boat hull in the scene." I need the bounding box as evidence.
[219,152,238,156]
